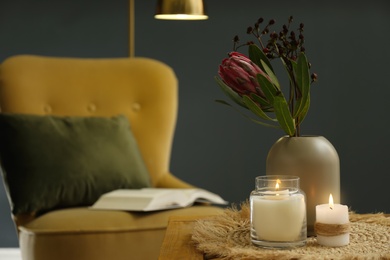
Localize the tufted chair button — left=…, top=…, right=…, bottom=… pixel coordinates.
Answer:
left=87, top=103, right=96, bottom=113
left=132, top=102, right=141, bottom=112
left=43, top=104, right=52, bottom=113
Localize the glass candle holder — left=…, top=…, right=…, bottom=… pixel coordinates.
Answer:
left=250, top=175, right=307, bottom=249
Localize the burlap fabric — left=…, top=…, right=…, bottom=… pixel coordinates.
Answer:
left=192, top=203, right=390, bottom=260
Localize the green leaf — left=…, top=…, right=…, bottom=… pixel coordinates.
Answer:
left=249, top=93, right=271, bottom=108
left=282, top=58, right=297, bottom=86
left=256, top=74, right=278, bottom=103
left=293, top=53, right=311, bottom=118
left=295, top=53, right=310, bottom=92
left=291, top=60, right=298, bottom=75
left=215, top=99, right=233, bottom=106
left=214, top=76, right=246, bottom=108
left=215, top=99, right=280, bottom=128
left=260, top=60, right=281, bottom=89
left=256, top=73, right=295, bottom=136
left=242, top=95, right=275, bottom=121
left=273, top=95, right=296, bottom=136
left=248, top=44, right=274, bottom=72
left=295, top=95, right=310, bottom=126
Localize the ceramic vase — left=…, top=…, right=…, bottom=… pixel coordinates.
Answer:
left=266, top=136, right=340, bottom=236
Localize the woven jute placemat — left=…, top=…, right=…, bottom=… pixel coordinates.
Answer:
left=192, top=203, right=390, bottom=260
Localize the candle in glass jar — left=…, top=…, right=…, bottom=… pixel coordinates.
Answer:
left=252, top=180, right=306, bottom=242
left=315, top=194, right=349, bottom=247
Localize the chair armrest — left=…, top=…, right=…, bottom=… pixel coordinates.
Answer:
left=13, top=213, right=37, bottom=232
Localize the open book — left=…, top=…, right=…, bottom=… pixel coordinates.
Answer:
left=91, top=188, right=228, bottom=212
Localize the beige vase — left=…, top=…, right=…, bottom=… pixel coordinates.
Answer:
left=266, top=136, right=340, bottom=236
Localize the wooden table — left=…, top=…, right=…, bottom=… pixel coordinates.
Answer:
left=158, top=215, right=210, bottom=260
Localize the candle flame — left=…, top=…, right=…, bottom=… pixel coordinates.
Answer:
left=275, top=179, right=281, bottom=190
left=329, top=194, right=334, bottom=210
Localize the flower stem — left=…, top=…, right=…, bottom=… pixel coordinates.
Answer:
left=295, top=123, right=300, bottom=137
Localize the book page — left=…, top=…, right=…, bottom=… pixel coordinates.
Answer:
left=91, top=188, right=227, bottom=212
left=142, top=188, right=228, bottom=206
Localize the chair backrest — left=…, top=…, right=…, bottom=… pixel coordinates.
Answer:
left=0, top=55, right=178, bottom=188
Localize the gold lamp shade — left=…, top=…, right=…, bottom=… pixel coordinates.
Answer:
left=155, top=0, right=208, bottom=20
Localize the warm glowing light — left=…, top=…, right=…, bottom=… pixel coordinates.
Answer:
left=329, top=194, right=334, bottom=210
left=154, top=14, right=208, bottom=20
left=275, top=179, right=281, bottom=190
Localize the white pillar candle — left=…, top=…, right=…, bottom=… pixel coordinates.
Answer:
left=252, top=192, right=306, bottom=241
left=315, top=194, right=349, bottom=247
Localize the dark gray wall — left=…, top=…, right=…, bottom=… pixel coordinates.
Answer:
left=1, top=0, right=389, bottom=247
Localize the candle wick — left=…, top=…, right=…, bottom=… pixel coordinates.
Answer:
left=330, top=206, right=333, bottom=210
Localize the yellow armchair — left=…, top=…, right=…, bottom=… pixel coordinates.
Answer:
left=0, top=55, right=223, bottom=260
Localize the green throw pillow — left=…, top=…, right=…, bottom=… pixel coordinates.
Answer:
left=0, top=113, right=151, bottom=215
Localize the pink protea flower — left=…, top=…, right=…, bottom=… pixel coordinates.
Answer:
left=218, top=52, right=267, bottom=98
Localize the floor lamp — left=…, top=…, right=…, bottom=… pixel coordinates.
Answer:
left=129, top=0, right=208, bottom=57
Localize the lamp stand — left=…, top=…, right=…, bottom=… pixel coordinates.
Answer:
left=129, top=0, right=135, bottom=57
